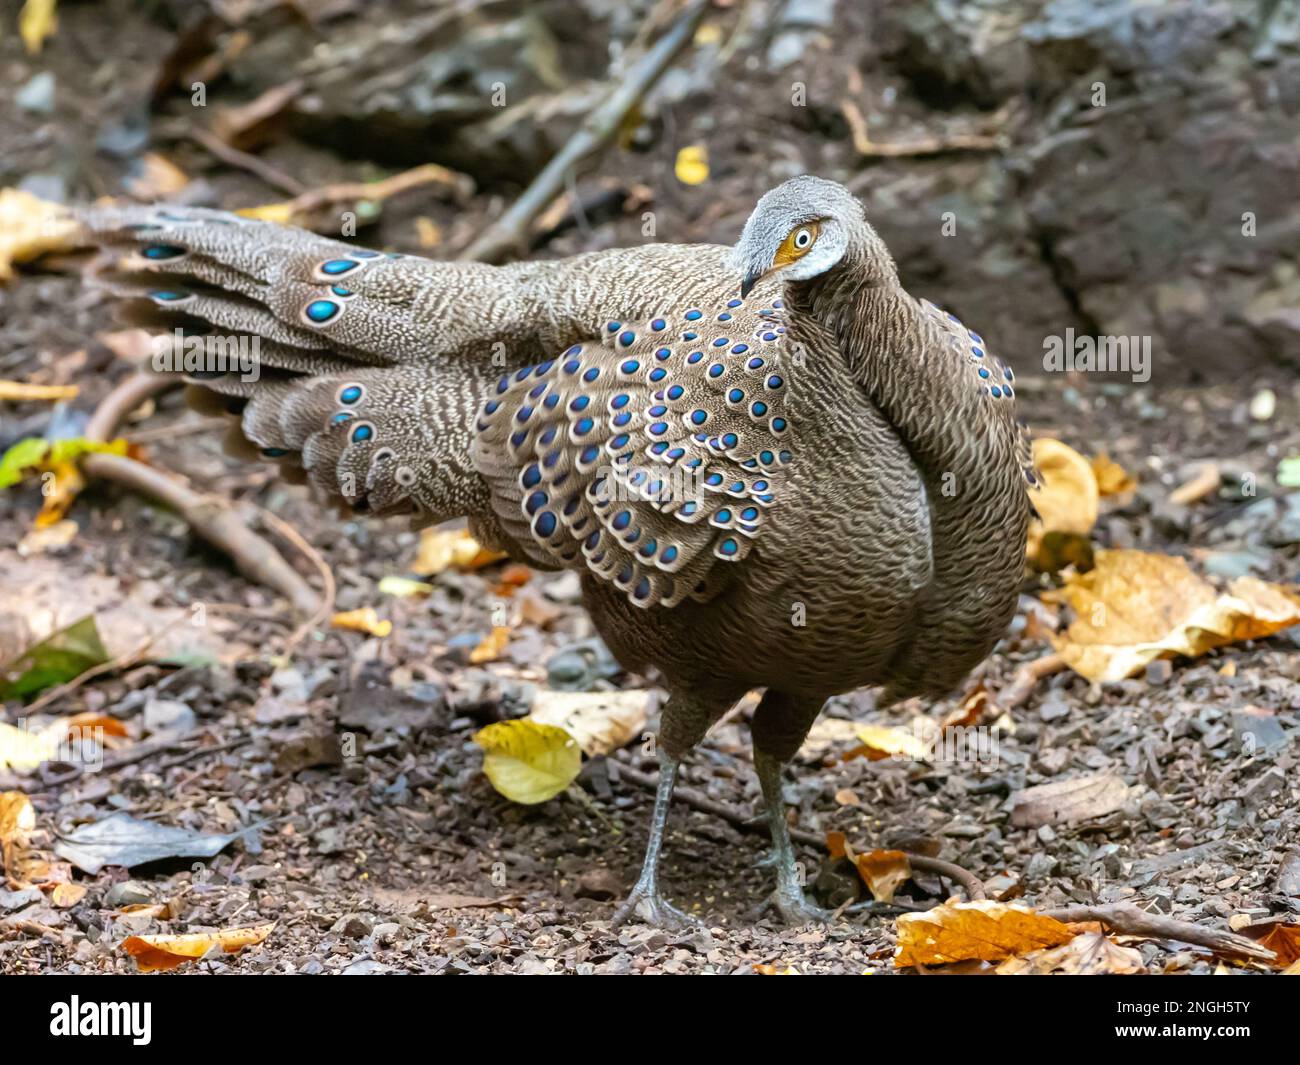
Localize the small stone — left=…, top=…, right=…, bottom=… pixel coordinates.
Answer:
left=104, top=880, right=154, bottom=908
left=143, top=698, right=196, bottom=736
left=333, top=914, right=373, bottom=940
left=1249, top=388, right=1276, bottom=421
left=1145, top=660, right=1173, bottom=686
left=16, top=71, right=55, bottom=114
left=371, top=922, right=400, bottom=942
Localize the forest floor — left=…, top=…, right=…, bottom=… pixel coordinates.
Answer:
left=2, top=2, right=1299, bottom=976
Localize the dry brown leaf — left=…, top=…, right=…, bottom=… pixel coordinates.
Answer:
left=997, top=931, right=1144, bottom=974
left=1010, top=773, right=1131, bottom=828
left=469, top=625, right=511, bottom=664
left=854, top=849, right=911, bottom=904
left=753, top=964, right=800, bottom=975
left=1091, top=453, right=1137, bottom=498
left=122, top=922, right=275, bottom=972
left=834, top=788, right=861, bottom=806
left=413, top=527, right=506, bottom=576
left=895, top=899, right=1074, bottom=967
left=0, top=791, right=36, bottom=882
left=330, top=608, right=392, bottom=638
left=527, top=689, right=649, bottom=757
left=826, top=831, right=848, bottom=860
left=1027, top=439, right=1099, bottom=567
left=0, top=188, right=80, bottom=282
left=1054, top=549, right=1300, bottom=682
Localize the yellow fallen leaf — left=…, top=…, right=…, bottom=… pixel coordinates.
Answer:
left=997, top=931, right=1144, bottom=975
left=0, top=381, right=78, bottom=402
left=377, top=575, right=434, bottom=598
left=469, top=625, right=511, bottom=664
left=0, top=790, right=37, bottom=878
left=1090, top=453, right=1136, bottom=498
left=235, top=202, right=296, bottom=225
left=1054, top=549, right=1300, bottom=682
left=0, top=713, right=128, bottom=772
left=675, top=145, right=710, bottom=186
left=849, top=723, right=929, bottom=762
left=330, top=608, right=392, bottom=638
left=19, top=0, right=58, bottom=54
left=35, top=459, right=84, bottom=526
left=122, top=922, right=276, bottom=972
left=413, top=526, right=506, bottom=575
left=0, top=188, right=80, bottom=282
left=528, top=689, right=650, bottom=757
left=854, top=849, right=911, bottom=904
left=18, top=518, right=77, bottom=556
left=474, top=719, right=580, bottom=804
left=895, top=899, right=1074, bottom=967
left=51, top=882, right=87, bottom=908
left=1027, top=439, right=1098, bottom=567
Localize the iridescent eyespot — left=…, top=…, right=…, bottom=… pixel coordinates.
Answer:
left=304, top=299, right=341, bottom=324
left=350, top=422, right=374, bottom=443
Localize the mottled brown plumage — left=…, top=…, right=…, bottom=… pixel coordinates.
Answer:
left=75, top=176, right=1031, bottom=925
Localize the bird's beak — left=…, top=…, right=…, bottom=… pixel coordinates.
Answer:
left=739, top=269, right=763, bottom=299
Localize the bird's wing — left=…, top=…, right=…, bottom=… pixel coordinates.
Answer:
left=473, top=298, right=795, bottom=609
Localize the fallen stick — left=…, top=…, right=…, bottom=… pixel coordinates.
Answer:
left=83, top=373, right=322, bottom=617
left=459, top=0, right=711, bottom=263
left=1042, top=902, right=1277, bottom=963
left=997, top=652, right=1066, bottom=709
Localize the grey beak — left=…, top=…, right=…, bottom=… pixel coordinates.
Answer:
left=739, top=270, right=761, bottom=299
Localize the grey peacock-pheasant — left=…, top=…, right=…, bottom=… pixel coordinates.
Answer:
left=76, top=176, right=1033, bottom=926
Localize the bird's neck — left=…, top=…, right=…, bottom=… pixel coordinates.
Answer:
left=785, top=261, right=988, bottom=480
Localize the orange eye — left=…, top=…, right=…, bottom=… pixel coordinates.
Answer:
left=773, top=222, right=820, bottom=267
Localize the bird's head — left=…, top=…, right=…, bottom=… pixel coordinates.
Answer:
left=730, top=175, right=870, bottom=299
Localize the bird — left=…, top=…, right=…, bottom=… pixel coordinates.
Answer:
left=75, top=175, right=1033, bottom=927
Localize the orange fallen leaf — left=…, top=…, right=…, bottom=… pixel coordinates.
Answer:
left=469, top=625, right=511, bottom=664
left=1240, top=922, right=1300, bottom=970
left=0, top=791, right=36, bottom=883
left=122, top=922, right=276, bottom=972
left=895, top=899, right=1074, bottom=967
left=330, top=608, right=392, bottom=638
left=1053, top=549, right=1300, bottom=682
left=826, top=831, right=848, bottom=860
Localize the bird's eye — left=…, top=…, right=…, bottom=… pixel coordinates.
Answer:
left=793, top=227, right=813, bottom=249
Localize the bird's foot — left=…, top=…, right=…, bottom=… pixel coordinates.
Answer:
left=610, top=881, right=701, bottom=930
left=763, top=887, right=835, bottom=926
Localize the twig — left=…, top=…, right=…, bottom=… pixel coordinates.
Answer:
left=614, top=759, right=988, bottom=901
left=997, top=652, right=1066, bottom=709
left=83, top=373, right=321, bottom=616
left=1042, top=902, right=1277, bottom=963
left=187, top=127, right=306, bottom=198
left=257, top=507, right=336, bottom=656
left=459, top=0, right=711, bottom=263
left=270, top=163, right=473, bottom=221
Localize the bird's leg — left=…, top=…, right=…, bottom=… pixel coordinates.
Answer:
left=752, top=691, right=833, bottom=925
left=610, top=754, right=699, bottom=930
